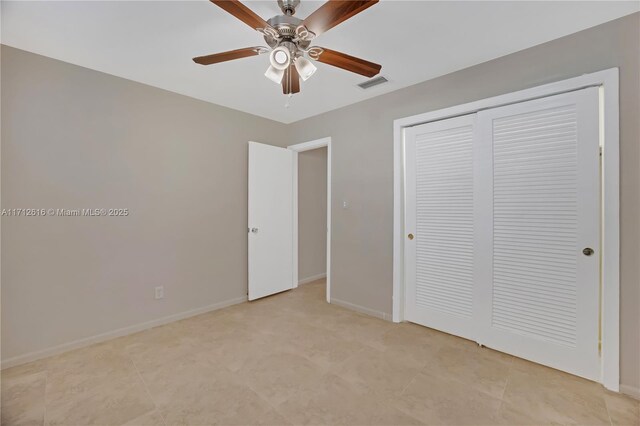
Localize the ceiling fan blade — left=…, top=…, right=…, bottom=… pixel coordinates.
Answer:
left=193, top=47, right=266, bottom=65
left=314, top=48, right=381, bottom=77
left=283, top=65, right=300, bottom=95
left=210, top=0, right=273, bottom=32
left=302, top=0, right=378, bottom=37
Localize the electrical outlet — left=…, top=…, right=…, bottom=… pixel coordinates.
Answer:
left=155, top=286, right=164, bottom=300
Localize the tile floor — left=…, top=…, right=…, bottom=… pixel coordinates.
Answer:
left=2, top=279, right=638, bottom=425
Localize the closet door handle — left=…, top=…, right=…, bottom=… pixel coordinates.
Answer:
left=582, top=247, right=594, bottom=256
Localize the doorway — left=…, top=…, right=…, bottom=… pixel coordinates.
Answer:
left=289, top=138, right=332, bottom=303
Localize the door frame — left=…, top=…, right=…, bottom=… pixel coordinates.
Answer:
left=288, top=137, right=332, bottom=303
left=392, top=68, right=620, bottom=391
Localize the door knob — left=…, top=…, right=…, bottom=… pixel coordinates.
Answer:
left=408, top=233, right=414, bottom=240
left=583, top=247, right=594, bottom=256
left=251, top=228, right=259, bottom=233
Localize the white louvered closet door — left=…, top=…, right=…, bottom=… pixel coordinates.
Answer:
left=404, top=114, right=477, bottom=340
left=475, top=88, right=600, bottom=380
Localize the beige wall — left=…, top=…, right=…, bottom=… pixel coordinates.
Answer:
left=298, top=147, right=327, bottom=282
left=0, top=45, right=288, bottom=362
left=285, top=13, right=640, bottom=391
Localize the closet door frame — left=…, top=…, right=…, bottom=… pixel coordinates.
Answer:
left=393, top=68, right=619, bottom=391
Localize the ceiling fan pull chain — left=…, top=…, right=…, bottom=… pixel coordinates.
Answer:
left=285, top=93, right=294, bottom=109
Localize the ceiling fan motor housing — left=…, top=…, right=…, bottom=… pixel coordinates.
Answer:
left=264, top=15, right=311, bottom=50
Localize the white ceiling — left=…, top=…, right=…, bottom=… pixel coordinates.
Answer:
left=2, top=1, right=638, bottom=123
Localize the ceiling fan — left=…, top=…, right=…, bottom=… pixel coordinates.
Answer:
left=193, top=0, right=382, bottom=95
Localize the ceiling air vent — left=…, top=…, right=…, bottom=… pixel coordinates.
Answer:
left=357, top=76, right=388, bottom=89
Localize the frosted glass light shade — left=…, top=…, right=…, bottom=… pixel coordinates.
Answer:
left=269, top=47, right=291, bottom=71
left=264, top=65, right=285, bottom=84
left=294, top=56, right=317, bottom=81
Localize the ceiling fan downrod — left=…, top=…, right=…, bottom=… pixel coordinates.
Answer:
left=278, top=0, right=300, bottom=16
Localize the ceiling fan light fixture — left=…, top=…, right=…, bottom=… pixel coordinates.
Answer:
left=196, top=0, right=383, bottom=96
left=264, top=65, right=285, bottom=84
left=294, top=56, right=317, bottom=81
left=269, top=46, right=291, bottom=70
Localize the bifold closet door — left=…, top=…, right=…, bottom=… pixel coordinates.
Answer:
left=404, top=114, right=477, bottom=340
left=475, top=88, right=601, bottom=380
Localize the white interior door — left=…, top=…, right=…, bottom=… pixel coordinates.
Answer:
left=248, top=141, right=294, bottom=301
left=475, top=88, right=600, bottom=380
left=404, top=114, right=478, bottom=340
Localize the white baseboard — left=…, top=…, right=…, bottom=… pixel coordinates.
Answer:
left=331, top=298, right=392, bottom=321
left=620, top=384, right=640, bottom=400
left=1, top=295, right=247, bottom=370
left=298, top=273, right=326, bottom=285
